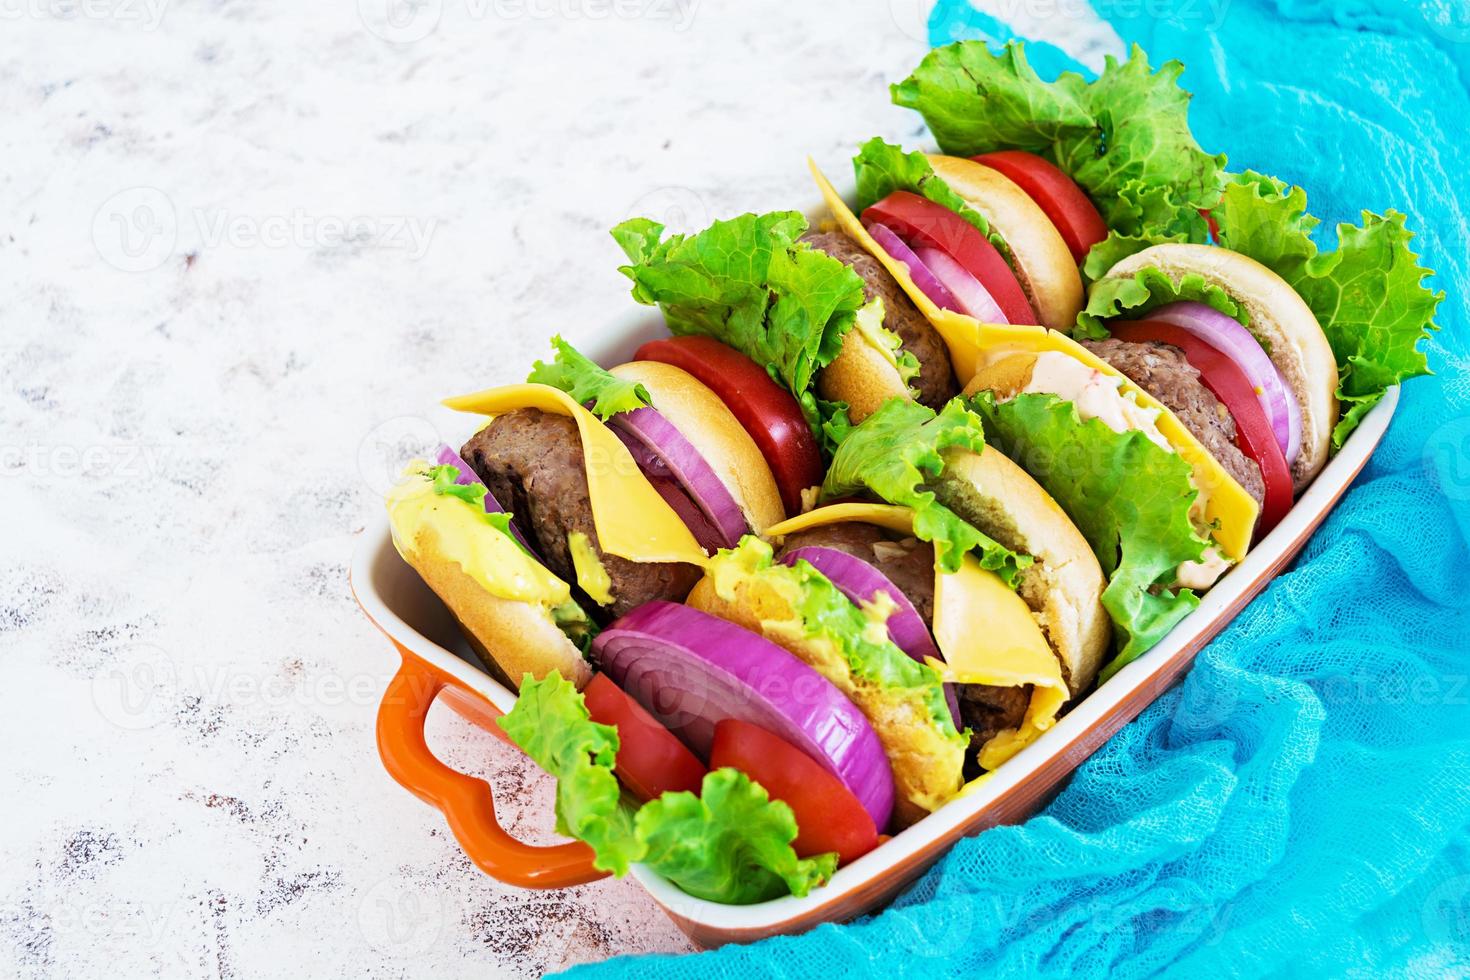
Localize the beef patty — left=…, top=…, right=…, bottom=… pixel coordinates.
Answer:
left=460, top=408, right=702, bottom=619
left=801, top=230, right=957, bottom=409
left=1081, top=338, right=1266, bottom=505
left=776, top=523, right=1030, bottom=759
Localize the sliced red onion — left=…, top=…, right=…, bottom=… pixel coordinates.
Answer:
left=608, top=406, right=747, bottom=551
left=865, top=221, right=959, bottom=312
left=780, top=545, right=961, bottom=729
left=1145, top=301, right=1302, bottom=463
left=434, top=444, right=537, bottom=555
left=914, top=246, right=1008, bottom=324
left=594, top=601, right=895, bottom=829
left=781, top=547, right=938, bottom=661
left=613, top=431, right=727, bottom=553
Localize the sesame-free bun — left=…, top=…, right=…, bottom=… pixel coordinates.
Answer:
left=611, top=360, right=786, bottom=531
left=933, top=445, right=1111, bottom=694
left=1101, top=243, right=1340, bottom=487
left=927, top=154, right=1084, bottom=332
left=816, top=333, right=911, bottom=423
left=394, top=516, right=593, bottom=691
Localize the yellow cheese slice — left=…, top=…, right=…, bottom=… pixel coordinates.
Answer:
left=933, top=552, right=1068, bottom=770
left=386, top=465, right=572, bottom=606
left=442, top=383, right=708, bottom=566
left=765, top=502, right=1066, bottom=769
left=765, top=502, right=918, bottom=539
left=807, top=160, right=1258, bottom=561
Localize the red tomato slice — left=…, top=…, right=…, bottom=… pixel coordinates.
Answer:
left=708, top=718, right=879, bottom=865
left=861, top=191, right=1037, bottom=326
left=971, top=150, right=1108, bottom=265
left=583, top=673, right=706, bottom=801
left=1109, top=320, right=1293, bottom=536
left=634, top=335, right=822, bottom=514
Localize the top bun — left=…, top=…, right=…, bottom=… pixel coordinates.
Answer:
left=927, top=154, right=1084, bottom=332
left=932, top=445, right=1111, bottom=693
left=1102, top=243, right=1339, bottom=488
left=611, top=360, right=787, bottom=532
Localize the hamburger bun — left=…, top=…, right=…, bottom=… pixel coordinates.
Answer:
left=394, top=512, right=593, bottom=691
left=931, top=445, right=1111, bottom=693
left=927, top=154, right=1084, bottom=332
left=1101, top=243, right=1340, bottom=487
left=610, top=360, right=786, bottom=531
left=816, top=329, right=912, bottom=423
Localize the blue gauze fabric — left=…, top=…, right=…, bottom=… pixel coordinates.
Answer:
left=565, top=1, right=1470, bottom=975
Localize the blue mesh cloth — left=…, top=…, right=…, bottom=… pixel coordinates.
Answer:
left=565, top=2, right=1470, bottom=975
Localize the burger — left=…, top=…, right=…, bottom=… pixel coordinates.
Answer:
left=683, top=397, right=1110, bottom=826
left=388, top=334, right=807, bottom=690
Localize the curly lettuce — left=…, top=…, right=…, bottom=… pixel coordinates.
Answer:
left=821, top=398, right=1032, bottom=583
left=970, top=391, right=1209, bottom=674
left=851, top=137, right=1012, bottom=262
left=892, top=40, right=1223, bottom=258
left=1213, top=172, right=1439, bottom=445
left=527, top=335, right=651, bottom=419
left=496, top=671, right=641, bottom=875
left=611, top=212, right=866, bottom=455
left=497, top=673, right=836, bottom=903
left=1081, top=171, right=1440, bottom=446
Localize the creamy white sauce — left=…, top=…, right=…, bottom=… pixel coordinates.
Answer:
left=1022, top=352, right=1171, bottom=451
left=1018, top=351, right=1236, bottom=590
left=1175, top=545, right=1232, bottom=591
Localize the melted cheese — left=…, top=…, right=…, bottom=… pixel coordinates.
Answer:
left=766, top=502, right=1066, bottom=769
left=442, top=383, right=708, bottom=566
left=806, top=160, right=1259, bottom=561
left=386, top=467, right=572, bottom=606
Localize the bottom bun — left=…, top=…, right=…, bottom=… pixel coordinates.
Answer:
left=934, top=446, right=1111, bottom=694
left=817, top=329, right=912, bottom=424
left=401, top=524, right=592, bottom=691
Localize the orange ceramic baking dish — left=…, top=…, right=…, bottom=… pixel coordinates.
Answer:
left=350, top=188, right=1400, bottom=950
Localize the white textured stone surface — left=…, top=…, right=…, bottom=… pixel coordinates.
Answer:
left=1, top=2, right=1113, bottom=976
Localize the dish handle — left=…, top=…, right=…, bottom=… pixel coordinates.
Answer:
left=376, top=647, right=607, bottom=888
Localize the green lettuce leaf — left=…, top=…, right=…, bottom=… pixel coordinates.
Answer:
left=496, top=673, right=835, bottom=903
left=891, top=40, right=1224, bottom=247
left=1081, top=171, right=1441, bottom=445
left=1212, top=172, right=1439, bottom=445
left=1077, top=265, right=1246, bottom=339
left=527, top=335, right=651, bottom=419
left=851, top=137, right=1012, bottom=261
left=971, top=391, right=1209, bottom=672
left=707, top=537, right=960, bottom=737
left=611, top=212, right=865, bottom=455
left=636, top=768, right=837, bottom=904
left=821, top=398, right=1033, bottom=582
left=495, top=672, right=641, bottom=876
